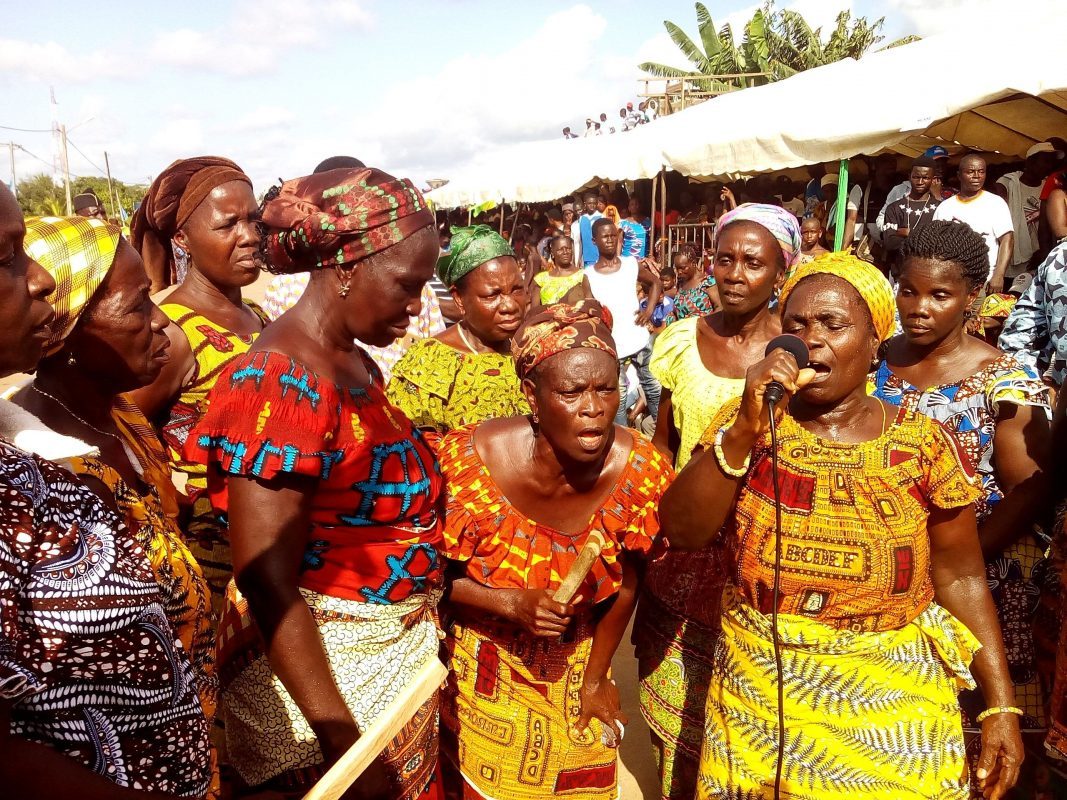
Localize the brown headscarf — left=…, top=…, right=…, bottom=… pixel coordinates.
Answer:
left=512, top=299, right=616, bottom=380
left=260, top=167, right=435, bottom=274
left=130, top=156, right=251, bottom=287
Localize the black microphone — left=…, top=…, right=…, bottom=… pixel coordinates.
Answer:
left=763, top=334, right=809, bottom=406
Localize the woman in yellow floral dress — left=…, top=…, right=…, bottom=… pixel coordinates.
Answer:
left=532, top=235, right=593, bottom=308
left=389, top=225, right=531, bottom=445
left=662, top=254, right=1024, bottom=800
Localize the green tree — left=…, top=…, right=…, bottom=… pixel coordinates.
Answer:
left=16, top=173, right=148, bottom=219
left=15, top=174, right=65, bottom=216
left=639, top=2, right=916, bottom=94
left=71, top=176, right=148, bottom=220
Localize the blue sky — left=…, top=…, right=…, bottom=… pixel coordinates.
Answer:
left=0, top=0, right=995, bottom=192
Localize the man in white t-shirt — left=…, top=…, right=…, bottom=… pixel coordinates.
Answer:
left=995, top=142, right=1063, bottom=277
left=933, top=153, right=1014, bottom=291
left=583, top=218, right=662, bottom=425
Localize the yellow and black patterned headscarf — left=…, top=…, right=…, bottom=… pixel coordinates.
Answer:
left=779, top=252, right=896, bottom=342
left=24, top=216, right=122, bottom=356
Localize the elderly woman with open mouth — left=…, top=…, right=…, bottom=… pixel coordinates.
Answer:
left=436, top=300, right=674, bottom=800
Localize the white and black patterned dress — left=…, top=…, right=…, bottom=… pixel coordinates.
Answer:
left=0, top=438, right=211, bottom=797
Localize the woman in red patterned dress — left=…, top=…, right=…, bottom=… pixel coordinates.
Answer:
left=187, top=167, right=445, bottom=799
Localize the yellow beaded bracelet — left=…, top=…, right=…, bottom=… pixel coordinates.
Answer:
left=975, top=706, right=1023, bottom=724
left=713, top=427, right=751, bottom=478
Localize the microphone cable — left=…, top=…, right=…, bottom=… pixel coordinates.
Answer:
left=767, top=397, right=786, bottom=800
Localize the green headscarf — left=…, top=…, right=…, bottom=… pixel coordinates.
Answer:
left=437, top=225, right=514, bottom=287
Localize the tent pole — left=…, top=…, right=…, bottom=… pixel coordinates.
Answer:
left=833, top=159, right=849, bottom=252
left=500, top=201, right=506, bottom=235
left=659, top=167, right=667, bottom=266
left=467, top=207, right=472, bottom=226
left=650, top=173, right=658, bottom=259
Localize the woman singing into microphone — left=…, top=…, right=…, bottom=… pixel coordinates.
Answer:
left=662, top=253, right=1023, bottom=800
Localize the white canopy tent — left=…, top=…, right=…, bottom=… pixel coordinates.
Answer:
left=428, top=12, right=1067, bottom=209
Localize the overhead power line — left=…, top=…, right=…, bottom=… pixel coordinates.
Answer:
left=13, top=144, right=53, bottom=170
left=0, top=124, right=53, bottom=133
left=66, top=137, right=106, bottom=176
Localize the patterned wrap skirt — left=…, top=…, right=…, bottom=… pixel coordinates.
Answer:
left=697, top=590, right=980, bottom=800
left=217, top=583, right=443, bottom=797
left=633, top=542, right=728, bottom=800
left=442, top=615, right=618, bottom=800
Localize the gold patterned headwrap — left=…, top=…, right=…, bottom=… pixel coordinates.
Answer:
left=24, top=216, right=122, bottom=356
left=512, top=299, right=616, bottom=380
left=778, top=252, right=896, bottom=342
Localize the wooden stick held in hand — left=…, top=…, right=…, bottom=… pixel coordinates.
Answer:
left=552, top=531, right=606, bottom=604
left=302, top=657, right=448, bottom=800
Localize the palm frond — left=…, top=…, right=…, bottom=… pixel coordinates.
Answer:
left=664, top=20, right=712, bottom=72
left=695, top=2, right=722, bottom=58
left=638, top=62, right=698, bottom=79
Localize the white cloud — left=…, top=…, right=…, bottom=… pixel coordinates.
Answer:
left=0, top=39, right=128, bottom=84
left=150, top=117, right=205, bottom=154
left=333, top=4, right=632, bottom=182
left=227, top=106, right=297, bottom=133
left=883, top=0, right=1055, bottom=38
left=150, top=0, right=373, bottom=76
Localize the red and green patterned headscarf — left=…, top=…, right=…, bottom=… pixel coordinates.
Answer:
left=261, top=167, right=435, bottom=273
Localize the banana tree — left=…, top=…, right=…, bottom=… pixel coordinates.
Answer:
left=640, top=2, right=918, bottom=97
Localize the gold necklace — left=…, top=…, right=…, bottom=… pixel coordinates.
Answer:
left=31, top=383, right=122, bottom=443
left=456, top=323, right=482, bottom=356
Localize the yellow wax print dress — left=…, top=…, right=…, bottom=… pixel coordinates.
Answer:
left=387, top=338, right=530, bottom=448
left=438, top=425, right=673, bottom=800
left=158, top=300, right=268, bottom=615
left=633, top=315, right=742, bottom=800
left=695, top=399, right=984, bottom=800
left=534, top=269, right=586, bottom=305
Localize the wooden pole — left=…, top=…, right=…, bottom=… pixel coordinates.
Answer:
left=552, top=532, right=605, bottom=604
left=103, top=151, right=119, bottom=220
left=7, top=142, right=15, bottom=197
left=59, top=124, right=72, bottom=215
left=833, top=158, right=849, bottom=252
left=302, top=658, right=448, bottom=800
left=659, top=168, right=668, bottom=269
left=650, top=173, right=658, bottom=260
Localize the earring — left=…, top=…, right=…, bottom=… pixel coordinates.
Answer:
left=336, top=265, right=353, bottom=299
left=530, top=413, right=540, bottom=436
left=66, top=353, right=77, bottom=367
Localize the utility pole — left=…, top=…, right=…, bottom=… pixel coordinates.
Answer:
left=103, top=151, right=119, bottom=220
left=59, top=124, right=72, bottom=215
left=7, top=142, right=15, bottom=197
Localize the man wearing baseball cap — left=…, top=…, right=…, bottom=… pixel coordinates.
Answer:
left=72, top=191, right=107, bottom=220
left=995, top=141, right=1064, bottom=276
left=877, top=145, right=950, bottom=233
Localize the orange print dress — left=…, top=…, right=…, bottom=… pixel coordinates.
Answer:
left=437, top=424, right=673, bottom=800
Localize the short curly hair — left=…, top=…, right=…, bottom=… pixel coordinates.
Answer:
left=901, top=220, right=989, bottom=290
